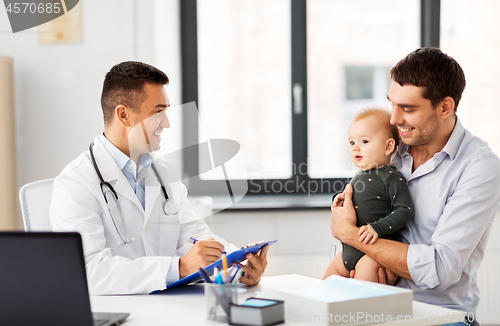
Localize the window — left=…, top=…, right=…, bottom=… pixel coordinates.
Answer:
left=345, top=67, right=376, bottom=101
left=196, top=0, right=292, bottom=181
left=306, top=0, right=419, bottom=178
left=181, top=0, right=429, bottom=198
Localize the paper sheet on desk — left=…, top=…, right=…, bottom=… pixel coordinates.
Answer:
left=296, top=276, right=395, bottom=302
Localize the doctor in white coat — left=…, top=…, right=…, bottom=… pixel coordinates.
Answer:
left=50, top=62, right=269, bottom=295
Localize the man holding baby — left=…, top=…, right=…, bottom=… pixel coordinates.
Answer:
left=330, top=47, right=500, bottom=326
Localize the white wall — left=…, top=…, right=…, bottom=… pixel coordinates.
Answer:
left=0, top=0, right=182, bottom=228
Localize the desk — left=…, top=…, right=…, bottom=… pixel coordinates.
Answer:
left=90, top=275, right=465, bottom=326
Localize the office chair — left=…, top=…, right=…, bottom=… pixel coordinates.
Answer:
left=19, top=179, right=54, bottom=231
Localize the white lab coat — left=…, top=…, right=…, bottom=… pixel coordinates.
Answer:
left=50, top=136, right=238, bottom=295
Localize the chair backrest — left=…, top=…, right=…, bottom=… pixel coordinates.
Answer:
left=19, top=179, right=54, bottom=231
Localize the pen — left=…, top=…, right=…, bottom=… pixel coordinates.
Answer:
left=222, top=252, right=229, bottom=282
left=187, top=237, right=198, bottom=244
left=198, top=268, right=213, bottom=283
left=232, top=268, right=244, bottom=284
left=229, top=264, right=241, bottom=283
left=241, top=240, right=265, bottom=249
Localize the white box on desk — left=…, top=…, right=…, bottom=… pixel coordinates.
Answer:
left=256, top=274, right=413, bottom=326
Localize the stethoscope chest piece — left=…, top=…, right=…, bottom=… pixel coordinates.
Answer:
left=164, top=199, right=178, bottom=215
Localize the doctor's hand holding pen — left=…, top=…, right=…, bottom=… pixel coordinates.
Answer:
left=179, top=237, right=225, bottom=278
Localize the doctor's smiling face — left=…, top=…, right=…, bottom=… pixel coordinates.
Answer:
left=101, top=61, right=170, bottom=162
left=127, top=83, right=171, bottom=159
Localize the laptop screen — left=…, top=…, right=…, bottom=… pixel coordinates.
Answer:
left=0, top=232, right=95, bottom=326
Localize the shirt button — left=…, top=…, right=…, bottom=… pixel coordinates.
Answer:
left=405, top=155, right=410, bottom=159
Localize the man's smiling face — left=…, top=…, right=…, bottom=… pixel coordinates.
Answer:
left=388, top=81, right=440, bottom=148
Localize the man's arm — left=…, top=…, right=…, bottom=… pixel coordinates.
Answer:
left=330, top=184, right=412, bottom=280
left=403, top=157, right=500, bottom=291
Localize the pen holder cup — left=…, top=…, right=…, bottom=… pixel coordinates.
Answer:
left=204, top=282, right=242, bottom=322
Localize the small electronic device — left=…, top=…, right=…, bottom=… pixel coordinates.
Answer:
left=230, top=297, right=285, bottom=326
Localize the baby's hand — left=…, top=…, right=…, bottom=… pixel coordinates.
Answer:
left=332, top=191, right=346, bottom=208
left=358, top=224, right=379, bottom=244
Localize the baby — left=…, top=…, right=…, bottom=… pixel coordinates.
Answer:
left=323, top=108, right=413, bottom=282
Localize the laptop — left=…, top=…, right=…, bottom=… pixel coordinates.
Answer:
left=0, top=232, right=129, bottom=326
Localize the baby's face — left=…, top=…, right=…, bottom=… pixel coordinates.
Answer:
left=347, top=117, right=393, bottom=171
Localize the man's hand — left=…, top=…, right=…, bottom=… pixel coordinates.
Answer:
left=349, top=267, right=399, bottom=285
left=377, top=267, right=399, bottom=285
left=330, top=184, right=357, bottom=242
left=179, top=238, right=224, bottom=278
left=237, top=244, right=269, bottom=286
left=358, top=224, right=379, bottom=244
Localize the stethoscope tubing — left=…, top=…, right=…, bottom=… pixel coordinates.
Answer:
left=89, top=141, right=177, bottom=245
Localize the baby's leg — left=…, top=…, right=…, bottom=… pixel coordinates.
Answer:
left=323, top=252, right=351, bottom=279
left=353, top=255, right=382, bottom=282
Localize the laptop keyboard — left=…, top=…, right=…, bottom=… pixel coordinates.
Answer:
left=94, top=319, right=109, bottom=326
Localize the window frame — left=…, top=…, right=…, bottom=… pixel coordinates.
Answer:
left=180, top=0, right=440, bottom=198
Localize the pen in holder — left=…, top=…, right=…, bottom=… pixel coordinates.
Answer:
left=204, top=282, right=242, bottom=322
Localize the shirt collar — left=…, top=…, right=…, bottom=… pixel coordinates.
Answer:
left=440, top=117, right=465, bottom=161
left=98, top=134, right=153, bottom=179
left=397, top=142, right=409, bottom=157
left=396, top=117, right=465, bottom=161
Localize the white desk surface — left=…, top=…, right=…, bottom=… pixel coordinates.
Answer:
left=90, top=275, right=465, bottom=326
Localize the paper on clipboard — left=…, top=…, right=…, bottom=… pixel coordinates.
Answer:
left=152, top=240, right=276, bottom=293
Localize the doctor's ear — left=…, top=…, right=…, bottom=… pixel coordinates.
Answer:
left=115, top=105, right=132, bottom=127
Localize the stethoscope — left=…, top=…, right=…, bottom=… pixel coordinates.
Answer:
left=89, top=142, right=178, bottom=245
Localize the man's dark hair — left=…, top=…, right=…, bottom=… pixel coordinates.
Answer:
left=390, top=47, right=466, bottom=111
left=101, top=61, right=169, bottom=124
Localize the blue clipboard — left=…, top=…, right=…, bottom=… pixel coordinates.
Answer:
left=152, top=240, right=276, bottom=293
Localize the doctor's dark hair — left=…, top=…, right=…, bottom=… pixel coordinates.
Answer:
left=101, top=61, right=169, bottom=125
left=390, top=47, right=466, bottom=112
